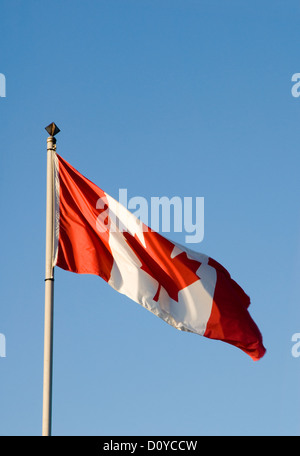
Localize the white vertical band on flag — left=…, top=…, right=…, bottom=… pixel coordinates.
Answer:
left=52, top=152, right=60, bottom=268
left=105, top=193, right=216, bottom=336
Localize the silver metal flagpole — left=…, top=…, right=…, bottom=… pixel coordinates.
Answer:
left=42, top=122, right=60, bottom=436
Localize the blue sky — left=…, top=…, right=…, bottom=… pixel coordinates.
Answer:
left=1, top=0, right=300, bottom=436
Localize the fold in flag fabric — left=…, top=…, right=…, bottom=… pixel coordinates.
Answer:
left=52, top=153, right=266, bottom=361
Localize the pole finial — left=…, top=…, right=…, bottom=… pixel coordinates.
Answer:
left=45, top=122, right=60, bottom=137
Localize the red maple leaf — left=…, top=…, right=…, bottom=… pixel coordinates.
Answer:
left=123, top=229, right=201, bottom=302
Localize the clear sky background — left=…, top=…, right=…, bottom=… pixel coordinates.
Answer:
left=1, top=0, right=300, bottom=436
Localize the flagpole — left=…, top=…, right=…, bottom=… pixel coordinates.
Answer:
left=42, top=123, right=60, bottom=436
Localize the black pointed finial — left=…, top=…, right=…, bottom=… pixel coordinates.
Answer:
left=45, top=122, right=60, bottom=137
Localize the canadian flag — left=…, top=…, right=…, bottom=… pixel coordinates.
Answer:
left=53, top=153, right=266, bottom=361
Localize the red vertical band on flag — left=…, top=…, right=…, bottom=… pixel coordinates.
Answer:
left=204, top=258, right=265, bottom=360
left=56, top=154, right=113, bottom=282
